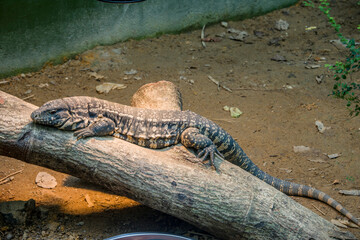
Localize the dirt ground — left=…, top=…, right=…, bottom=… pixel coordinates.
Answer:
left=1, top=1, right=360, bottom=239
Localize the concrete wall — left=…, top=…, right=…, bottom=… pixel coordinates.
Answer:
left=0, top=0, right=298, bottom=77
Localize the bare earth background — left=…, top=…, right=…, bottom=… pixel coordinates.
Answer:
left=1, top=1, right=360, bottom=239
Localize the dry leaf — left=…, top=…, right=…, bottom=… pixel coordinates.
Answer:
left=96, top=82, right=126, bottom=94
left=88, top=72, right=105, bottom=80
left=332, top=179, right=340, bottom=185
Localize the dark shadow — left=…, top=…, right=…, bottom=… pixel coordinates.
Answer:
left=62, top=175, right=115, bottom=194
left=0, top=200, right=214, bottom=240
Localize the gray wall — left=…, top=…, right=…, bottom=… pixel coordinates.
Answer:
left=0, top=0, right=298, bottom=77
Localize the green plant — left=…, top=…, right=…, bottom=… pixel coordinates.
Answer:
left=346, top=176, right=354, bottom=182
left=304, top=0, right=360, bottom=116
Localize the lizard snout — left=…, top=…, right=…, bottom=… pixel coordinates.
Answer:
left=30, top=110, right=40, bottom=121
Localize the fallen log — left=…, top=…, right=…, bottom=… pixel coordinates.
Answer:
left=0, top=90, right=355, bottom=240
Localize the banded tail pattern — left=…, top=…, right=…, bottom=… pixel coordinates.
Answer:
left=197, top=116, right=360, bottom=226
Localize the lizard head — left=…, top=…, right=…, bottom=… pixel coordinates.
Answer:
left=31, top=99, right=71, bottom=128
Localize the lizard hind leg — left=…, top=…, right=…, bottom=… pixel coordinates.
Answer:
left=74, top=118, right=116, bottom=139
left=180, top=127, right=223, bottom=169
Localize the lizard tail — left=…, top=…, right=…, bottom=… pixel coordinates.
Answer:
left=202, top=118, right=359, bottom=226
left=254, top=168, right=360, bottom=226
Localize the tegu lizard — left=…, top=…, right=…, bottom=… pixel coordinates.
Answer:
left=31, top=96, right=360, bottom=226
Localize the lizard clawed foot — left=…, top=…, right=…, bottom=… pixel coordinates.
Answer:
left=197, top=145, right=224, bottom=169
left=74, top=128, right=94, bottom=139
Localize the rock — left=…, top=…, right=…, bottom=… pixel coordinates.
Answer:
left=0, top=199, right=36, bottom=225
left=76, top=221, right=84, bottom=226
left=35, top=172, right=57, bottom=189
left=268, top=37, right=283, bottom=46
left=315, top=120, right=330, bottom=133
left=216, top=32, right=226, bottom=38
left=22, top=231, right=28, bottom=240
left=293, top=146, right=311, bottom=153
left=131, top=81, right=182, bottom=111
left=47, top=221, right=60, bottom=231
left=6, top=233, right=13, bottom=240
left=275, top=19, right=289, bottom=31
left=124, top=69, right=138, bottom=75
left=287, top=73, right=296, bottom=78
left=38, top=83, right=49, bottom=88
left=227, top=28, right=243, bottom=35
left=253, top=30, right=266, bottom=38
left=282, top=10, right=290, bottom=16
left=227, top=29, right=249, bottom=41
left=37, top=206, right=49, bottom=219
left=220, top=21, right=228, bottom=28
left=327, top=153, right=341, bottom=159
left=271, top=54, right=287, bottom=62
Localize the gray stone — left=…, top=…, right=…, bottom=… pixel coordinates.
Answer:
left=0, top=199, right=35, bottom=225
left=275, top=19, right=289, bottom=31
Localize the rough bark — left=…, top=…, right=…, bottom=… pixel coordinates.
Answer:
left=0, top=90, right=355, bottom=240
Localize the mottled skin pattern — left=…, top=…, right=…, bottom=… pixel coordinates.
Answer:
left=31, top=96, right=359, bottom=226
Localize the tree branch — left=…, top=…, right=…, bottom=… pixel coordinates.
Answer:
left=0, top=90, right=355, bottom=240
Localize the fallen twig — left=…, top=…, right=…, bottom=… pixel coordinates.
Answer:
left=0, top=169, right=23, bottom=184
left=22, top=94, right=35, bottom=100
left=232, top=87, right=284, bottom=91
left=339, top=189, right=360, bottom=196
left=208, top=75, right=232, bottom=92
left=311, top=203, right=326, bottom=216
left=0, top=176, right=14, bottom=185
left=0, top=80, right=9, bottom=85
left=212, top=118, right=238, bottom=123
left=305, top=51, right=313, bottom=62
left=201, top=24, right=206, bottom=48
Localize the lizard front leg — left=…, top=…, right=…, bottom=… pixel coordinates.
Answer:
left=180, top=127, right=223, bottom=168
left=74, top=118, right=116, bottom=139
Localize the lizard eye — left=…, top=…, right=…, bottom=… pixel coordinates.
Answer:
left=49, top=110, right=57, bottom=114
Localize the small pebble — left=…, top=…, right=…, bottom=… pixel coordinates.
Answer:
left=6, top=233, right=13, bottom=240
left=271, top=54, right=287, bottom=62
left=275, top=19, right=289, bottom=31
left=293, top=145, right=311, bottom=153
left=327, top=153, right=341, bottom=159
left=124, top=69, right=137, bottom=75
left=221, top=21, right=228, bottom=28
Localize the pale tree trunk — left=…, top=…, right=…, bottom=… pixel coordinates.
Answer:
left=0, top=90, right=355, bottom=240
